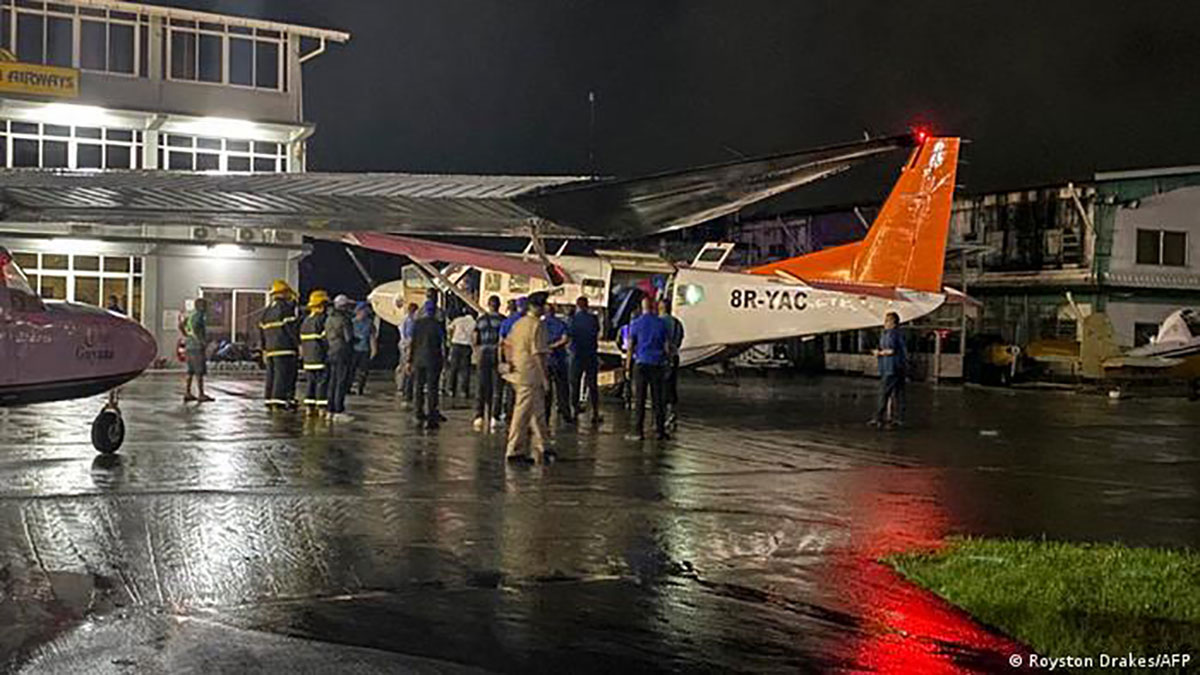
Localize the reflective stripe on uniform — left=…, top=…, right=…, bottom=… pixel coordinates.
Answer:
left=259, top=316, right=298, bottom=330
left=303, top=363, right=326, bottom=370
left=264, top=350, right=297, bottom=358
left=303, top=399, right=329, bottom=405
left=300, top=332, right=326, bottom=341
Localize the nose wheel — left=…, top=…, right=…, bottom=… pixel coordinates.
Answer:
left=91, top=389, right=125, bottom=454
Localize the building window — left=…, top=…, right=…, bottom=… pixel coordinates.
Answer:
left=1136, top=229, right=1187, bottom=267
left=14, top=251, right=145, bottom=321
left=0, top=120, right=142, bottom=169
left=157, top=134, right=287, bottom=173
left=1, top=1, right=147, bottom=76
left=1133, top=322, right=1160, bottom=347
left=167, top=20, right=285, bottom=91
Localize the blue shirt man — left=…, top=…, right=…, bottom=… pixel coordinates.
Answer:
left=629, top=311, right=669, bottom=366
left=500, top=298, right=526, bottom=339
left=353, top=304, right=374, bottom=353
left=568, top=305, right=600, bottom=360
left=877, top=325, right=907, bottom=376
left=543, top=309, right=569, bottom=369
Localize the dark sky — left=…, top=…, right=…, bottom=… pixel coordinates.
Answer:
left=155, top=1, right=1200, bottom=208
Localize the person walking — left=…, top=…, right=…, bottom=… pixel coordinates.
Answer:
left=625, top=297, right=669, bottom=441
left=473, top=295, right=505, bottom=431
left=870, top=311, right=908, bottom=428
left=505, top=292, right=552, bottom=465
left=351, top=301, right=376, bottom=395
left=260, top=280, right=300, bottom=410
left=409, top=300, right=446, bottom=429
left=300, top=290, right=331, bottom=415
left=325, top=294, right=355, bottom=419
left=660, top=299, right=685, bottom=430
left=447, top=308, right=476, bottom=399
left=568, top=295, right=603, bottom=425
left=180, top=297, right=213, bottom=403
left=542, top=303, right=574, bottom=425
left=396, top=301, right=418, bottom=403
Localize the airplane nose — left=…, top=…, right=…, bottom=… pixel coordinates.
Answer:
left=112, top=315, right=158, bottom=372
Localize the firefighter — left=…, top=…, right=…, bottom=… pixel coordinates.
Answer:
left=259, top=279, right=300, bottom=410
left=300, top=289, right=331, bottom=415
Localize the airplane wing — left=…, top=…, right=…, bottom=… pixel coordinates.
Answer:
left=341, top=231, right=550, bottom=279
left=0, top=134, right=914, bottom=239
left=515, top=134, right=916, bottom=238
left=1103, top=355, right=1186, bottom=369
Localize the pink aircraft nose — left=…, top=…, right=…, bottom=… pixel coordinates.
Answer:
left=109, top=314, right=158, bottom=375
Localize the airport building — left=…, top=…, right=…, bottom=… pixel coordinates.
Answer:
left=0, top=0, right=347, bottom=361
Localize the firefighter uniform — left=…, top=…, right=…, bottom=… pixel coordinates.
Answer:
left=259, top=280, right=300, bottom=408
left=300, top=290, right=331, bottom=411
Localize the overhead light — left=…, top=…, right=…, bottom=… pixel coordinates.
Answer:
left=209, top=244, right=243, bottom=256
left=171, top=116, right=260, bottom=140
left=38, top=103, right=113, bottom=127
left=51, top=238, right=104, bottom=254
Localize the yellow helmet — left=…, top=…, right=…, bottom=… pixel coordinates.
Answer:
left=270, top=279, right=294, bottom=297
left=307, top=289, right=330, bottom=309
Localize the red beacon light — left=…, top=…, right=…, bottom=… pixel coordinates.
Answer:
left=914, top=129, right=929, bottom=144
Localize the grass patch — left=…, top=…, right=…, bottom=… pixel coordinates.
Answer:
left=886, top=538, right=1200, bottom=660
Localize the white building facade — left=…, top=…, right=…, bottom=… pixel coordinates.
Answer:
left=0, top=0, right=347, bottom=361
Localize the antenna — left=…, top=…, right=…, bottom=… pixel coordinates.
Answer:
left=587, top=90, right=596, bottom=177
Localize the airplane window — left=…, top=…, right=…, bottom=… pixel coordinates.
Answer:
left=484, top=272, right=502, bottom=292
left=581, top=278, right=605, bottom=298
left=509, top=275, right=530, bottom=293
left=676, top=283, right=705, bottom=306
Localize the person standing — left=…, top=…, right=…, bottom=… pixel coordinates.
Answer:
left=660, top=299, right=686, bottom=429
left=498, top=297, right=525, bottom=422
left=542, top=303, right=573, bottom=425
left=409, top=300, right=446, bottom=429
left=351, top=301, right=376, bottom=395
left=625, top=297, right=669, bottom=441
left=473, top=295, right=505, bottom=431
left=180, top=297, right=213, bottom=403
left=300, top=290, right=331, bottom=415
left=326, top=294, right=355, bottom=419
left=870, top=311, right=908, bottom=428
left=396, top=301, right=418, bottom=403
left=568, top=295, right=603, bottom=425
left=618, top=305, right=640, bottom=409
left=447, top=308, right=476, bottom=399
left=260, top=280, right=300, bottom=410
left=106, top=294, right=124, bottom=315
left=506, top=292, right=552, bottom=465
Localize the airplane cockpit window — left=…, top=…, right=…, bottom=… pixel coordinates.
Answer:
left=1182, top=309, right=1200, bottom=337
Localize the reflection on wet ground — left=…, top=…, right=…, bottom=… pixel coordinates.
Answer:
left=0, top=373, right=1196, bottom=672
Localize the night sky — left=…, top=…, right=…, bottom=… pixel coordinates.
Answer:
left=153, top=1, right=1200, bottom=209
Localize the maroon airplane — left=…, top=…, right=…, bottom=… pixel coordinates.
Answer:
left=0, top=247, right=156, bottom=453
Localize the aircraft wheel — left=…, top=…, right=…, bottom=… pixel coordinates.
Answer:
left=92, top=409, right=125, bottom=454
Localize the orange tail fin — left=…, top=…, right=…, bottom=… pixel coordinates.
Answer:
left=749, top=137, right=960, bottom=293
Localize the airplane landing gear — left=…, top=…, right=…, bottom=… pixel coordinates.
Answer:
left=92, top=389, right=125, bottom=454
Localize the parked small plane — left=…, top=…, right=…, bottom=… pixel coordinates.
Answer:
left=0, top=132, right=926, bottom=452
left=1012, top=300, right=1200, bottom=396
left=0, top=247, right=157, bottom=452
left=368, top=136, right=962, bottom=369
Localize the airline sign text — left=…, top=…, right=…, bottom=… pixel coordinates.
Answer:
left=729, top=288, right=808, bottom=311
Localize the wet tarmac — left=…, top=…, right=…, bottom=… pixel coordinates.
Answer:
left=0, top=373, right=1197, bottom=673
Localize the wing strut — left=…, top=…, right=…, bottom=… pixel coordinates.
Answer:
left=412, top=259, right=484, bottom=316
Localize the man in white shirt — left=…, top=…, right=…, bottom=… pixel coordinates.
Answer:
left=447, top=309, right=477, bottom=399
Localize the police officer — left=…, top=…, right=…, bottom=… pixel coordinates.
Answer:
left=259, top=279, right=300, bottom=410
left=300, top=290, right=331, bottom=415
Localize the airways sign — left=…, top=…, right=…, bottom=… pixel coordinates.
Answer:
left=0, top=49, right=78, bottom=98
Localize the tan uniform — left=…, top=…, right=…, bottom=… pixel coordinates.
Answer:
left=505, top=314, right=550, bottom=460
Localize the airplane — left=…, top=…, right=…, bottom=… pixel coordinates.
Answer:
left=367, top=135, right=962, bottom=371
left=1009, top=298, right=1200, bottom=397
left=0, top=132, right=920, bottom=453
left=0, top=246, right=157, bottom=452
